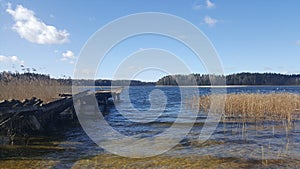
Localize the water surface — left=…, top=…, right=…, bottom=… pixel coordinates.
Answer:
left=1, top=86, right=300, bottom=168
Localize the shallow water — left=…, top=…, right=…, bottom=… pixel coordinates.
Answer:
left=1, top=86, right=300, bottom=168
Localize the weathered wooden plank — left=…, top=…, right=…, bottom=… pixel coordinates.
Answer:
left=22, top=97, right=42, bottom=106
left=0, top=100, right=22, bottom=108
left=28, top=115, right=43, bottom=131
left=59, top=93, right=72, bottom=97
left=0, top=89, right=122, bottom=138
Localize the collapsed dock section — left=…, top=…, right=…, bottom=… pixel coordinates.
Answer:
left=0, top=88, right=123, bottom=144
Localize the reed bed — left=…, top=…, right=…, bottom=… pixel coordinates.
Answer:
left=0, top=84, right=71, bottom=103
left=198, top=93, right=300, bottom=123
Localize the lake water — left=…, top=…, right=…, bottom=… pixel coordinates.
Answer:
left=1, top=86, right=300, bottom=168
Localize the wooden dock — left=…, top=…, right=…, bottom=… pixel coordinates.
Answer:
left=0, top=87, right=123, bottom=144
left=95, top=87, right=123, bottom=104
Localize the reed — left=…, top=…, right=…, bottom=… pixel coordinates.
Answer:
left=0, top=83, right=71, bottom=103
left=198, top=93, right=300, bottom=123
left=0, top=72, right=73, bottom=103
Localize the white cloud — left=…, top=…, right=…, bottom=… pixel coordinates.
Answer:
left=204, top=16, right=218, bottom=26
left=62, top=50, right=75, bottom=59
left=296, top=40, right=300, bottom=46
left=61, top=50, right=76, bottom=64
left=0, top=55, right=24, bottom=65
left=6, top=3, right=69, bottom=44
left=206, top=0, right=215, bottom=9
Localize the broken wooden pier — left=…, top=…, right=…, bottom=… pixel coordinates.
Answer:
left=0, top=87, right=123, bottom=144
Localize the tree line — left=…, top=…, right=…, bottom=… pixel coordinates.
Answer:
left=0, top=71, right=71, bottom=86
left=0, top=71, right=155, bottom=86
left=2, top=71, right=300, bottom=86
left=156, top=73, right=300, bottom=86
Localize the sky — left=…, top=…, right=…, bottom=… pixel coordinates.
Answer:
left=0, top=0, right=300, bottom=81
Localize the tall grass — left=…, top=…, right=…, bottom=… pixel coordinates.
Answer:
left=0, top=84, right=71, bottom=103
left=198, top=93, right=300, bottom=123
left=0, top=72, right=72, bottom=102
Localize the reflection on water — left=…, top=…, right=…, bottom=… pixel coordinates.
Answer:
left=1, top=86, right=300, bottom=168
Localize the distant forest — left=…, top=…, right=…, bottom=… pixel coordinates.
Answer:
left=0, top=71, right=71, bottom=86
left=0, top=71, right=155, bottom=86
left=157, top=73, right=300, bottom=86
left=1, top=71, right=300, bottom=86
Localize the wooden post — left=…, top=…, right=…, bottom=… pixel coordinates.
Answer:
left=112, top=93, right=116, bottom=101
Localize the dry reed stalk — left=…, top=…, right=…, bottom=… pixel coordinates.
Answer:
left=198, top=93, right=300, bottom=123
left=0, top=83, right=71, bottom=103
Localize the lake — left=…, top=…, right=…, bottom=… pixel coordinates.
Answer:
left=1, top=86, right=300, bottom=168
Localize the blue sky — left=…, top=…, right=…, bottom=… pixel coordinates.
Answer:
left=0, top=0, right=300, bottom=81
